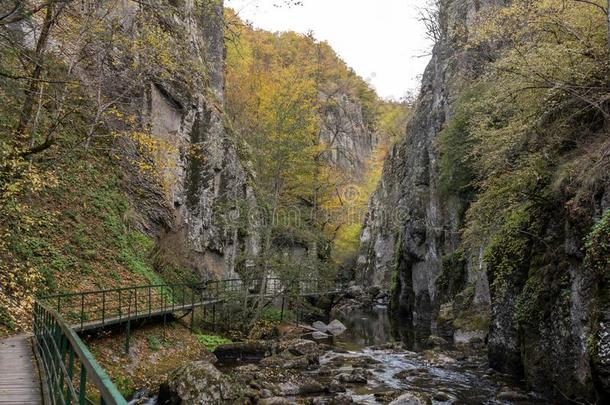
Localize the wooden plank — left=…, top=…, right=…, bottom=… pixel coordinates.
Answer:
left=0, top=335, right=42, bottom=405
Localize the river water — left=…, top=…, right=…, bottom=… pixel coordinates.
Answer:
left=308, top=305, right=544, bottom=404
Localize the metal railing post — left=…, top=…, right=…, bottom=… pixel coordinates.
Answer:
left=148, top=286, right=152, bottom=318
left=80, top=294, right=84, bottom=331
left=101, top=291, right=106, bottom=327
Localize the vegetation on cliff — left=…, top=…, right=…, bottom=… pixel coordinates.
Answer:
left=435, top=0, right=609, bottom=398
left=0, top=2, right=409, bottom=335
left=0, top=0, right=219, bottom=335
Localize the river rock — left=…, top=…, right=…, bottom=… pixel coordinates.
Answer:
left=279, top=379, right=326, bottom=395
left=432, top=391, right=452, bottom=401
left=260, top=351, right=313, bottom=369
left=259, top=397, right=295, bottom=405
left=312, top=395, right=353, bottom=405
left=213, top=341, right=272, bottom=362
left=328, top=380, right=347, bottom=393
left=426, top=335, right=448, bottom=347
left=275, top=338, right=321, bottom=357
left=327, top=319, right=347, bottom=336
left=345, top=285, right=365, bottom=299
left=352, top=355, right=381, bottom=368
left=313, top=321, right=328, bottom=332
left=393, top=368, right=428, bottom=379
left=158, top=361, right=244, bottom=404
left=232, top=364, right=261, bottom=384
left=335, top=369, right=368, bottom=384
left=420, top=350, right=456, bottom=365
left=374, top=391, right=401, bottom=403
left=496, top=387, right=529, bottom=401
left=332, top=394, right=355, bottom=404
left=312, top=331, right=330, bottom=340
left=388, top=392, right=432, bottom=405
left=260, top=389, right=274, bottom=398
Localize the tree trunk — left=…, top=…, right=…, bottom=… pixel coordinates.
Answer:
left=15, top=3, right=58, bottom=141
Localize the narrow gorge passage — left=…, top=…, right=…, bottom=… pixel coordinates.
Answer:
left=1, top=0, right=609, bottom=404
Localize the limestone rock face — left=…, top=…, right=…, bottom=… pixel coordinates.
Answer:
left=319, top=92, right=374, bottom=178
left=116, top=0, right=259, bottom=280
left=356, top=0, right=494, bottom=339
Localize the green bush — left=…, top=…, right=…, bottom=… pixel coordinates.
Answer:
left=147, top=335, right=162, bottom=351
left=584, top=210, right=610, bottom=277
left=196, top=334, right=232, bottom=351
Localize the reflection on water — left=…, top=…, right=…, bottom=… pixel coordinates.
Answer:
left=331, top=306, right=395, bottom=349
left=331, top=305, right=429, bottom=352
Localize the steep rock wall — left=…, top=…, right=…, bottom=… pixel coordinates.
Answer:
left=357, top=0, right=493, bottom=341
left=117, top=0, right=259, bottom=280
left=319, top=92, right=373, bottom=179
left=357, top=0, right=609, bottom=400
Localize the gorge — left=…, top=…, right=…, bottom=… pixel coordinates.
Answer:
left=0, top=0, right=609, bottom=404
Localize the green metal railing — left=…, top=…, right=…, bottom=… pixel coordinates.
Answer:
left=39, top=278, right=336, bottom=332
left=41, top=283, right=205, bottom=332
left=33, top=301, right=127, bottom=405
left=32, top=277, right=336, bottom=405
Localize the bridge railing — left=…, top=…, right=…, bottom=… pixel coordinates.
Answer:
left=39, top=278, right=337, bottom=331
left=33, top=277, right=336, bottom=404
left=33, top=301, right=127, bottom=405
left=40, top=283, right=207, bottom=332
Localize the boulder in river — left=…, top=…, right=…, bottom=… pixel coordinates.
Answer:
left=326, top=319, right=347, bottom=336
left=260, top=351, right=313, bottom=369
left=275, top=338, right=321, bottom=357
left=334, top=369, right=368, bottom=384
left=312, top=331, right=330, bottom=340
left=158, top=361, right=244, bottom=404
left=279, top=379, right=326, bottom=395
left=260, top=339, right=322, bottom=369
left=345, top=285, right=365, bottom=299
left=213, top=341, right=272, bottom=363
left=259, top=397, right=295, bottom=405
left=388, top=392, right=432, bottom=405
left=420, top=350, right=457, bottom=365
left=313, top=321, right=328, bottom=332
left=496, top=387, right=529, bottom=402
left=426, top=335, right=448, bottom=347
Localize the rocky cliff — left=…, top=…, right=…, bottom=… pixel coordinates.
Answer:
left=319, top=92, right=374, bottom=179
left=357, top=0, right=609, bottom=401
left=110, top=0, right=259, bottom=280
left=357, top=0, right=492, bottom=340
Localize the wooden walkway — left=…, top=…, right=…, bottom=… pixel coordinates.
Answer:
left=0, top=335, right=42, bottom=405
left=74, top=299, right=221, bottom=332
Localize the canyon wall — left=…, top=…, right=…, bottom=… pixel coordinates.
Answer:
left=356, top=0, right=609, bottom=401
left=115, top=0, right=259, bottom=280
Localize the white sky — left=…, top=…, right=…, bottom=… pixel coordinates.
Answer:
left=225, top=0, right=433, bottom=100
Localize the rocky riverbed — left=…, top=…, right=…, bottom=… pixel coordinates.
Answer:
left=131, top=306, right=546, bottom=404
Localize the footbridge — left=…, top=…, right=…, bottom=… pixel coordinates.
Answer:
left=3, top=277, right=339, bottom=405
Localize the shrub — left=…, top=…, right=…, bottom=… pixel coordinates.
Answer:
left=196, top=334, right=232, bottom=351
